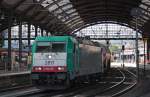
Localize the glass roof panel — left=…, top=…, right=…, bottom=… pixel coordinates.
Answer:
left=58, top=16, right=63, bottom=20
left=66, top=9, right=76, bottom=14
left=140, top=18, right=147, bottom=23
left=140, top=4, right=148, bottom=10
left=36, top=0, right=41, bottom=2
left=69, top=16, right=81, bottom=21
left=55, top=9, right=63, bottom=14
left=69, top=21, right=84, bottom=28
left=69, top=12, right=78, bottom=17
left=41, top=0, right=51, bottom=7
left=66, top=17, right=81, bottom=24
left=58, top=0, right=70, bottom=6
left=61, top=18, right=67, bottom=22
left=139, top=3, right=150, bottom=22
left=45, top=0, right=54, bottom=4
left=75, top=23, right=142, bottom=39
left=62, top=4, right=72, bottom=10
left=40, top=0, right=83, bottom=28
left=142, top=0, right=150, bottom=4
left=48, top=4, right=58, bottom=12
left=142, top=15, right=149, bottom=20
left=72, top=19, right=83, bottom=24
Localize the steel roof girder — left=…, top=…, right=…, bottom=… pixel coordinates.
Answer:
left=13, top=0, right=26, bottom=10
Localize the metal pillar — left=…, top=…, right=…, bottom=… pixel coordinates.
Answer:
left=41, top=28, right=44, bottom=36
left=122, top=45, right=125, bottom=68
left=19, top=18, right=22, bottom=71
left=35, top=25, right=37, bottom=37
left=147, top=39, right=150, bottom=63
left=27, top=23, right=31, bottom=55
left=143, top=39, right=146, bottom=76
left=106, top=23, right=109, bottom=48
left=46, top=31, right=48, bottom=36
left=122, top=51, right=125, bottom=68
left=8, top=11, right=13, bottom=71
left=135, top=17, right=139, bottom=82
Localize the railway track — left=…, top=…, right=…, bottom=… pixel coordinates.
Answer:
left=39, top=68, right=130, bottom=97
left=0, top=86, right=43, bottom=97
left=111, top=69, right=137, bottom=97
left=48, top=68, right=125, bottom=97
left=0, top=68, right=137, bottom=97
left=87, top=68, right=137, bottom=97
left=48, top=68, right=136, bottom=97
left=0, top=85, right=33, bottom=92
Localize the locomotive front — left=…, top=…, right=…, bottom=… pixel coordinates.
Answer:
left=31, top=37, right=69, bottom=88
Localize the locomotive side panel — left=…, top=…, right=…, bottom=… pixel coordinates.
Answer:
left=78, top=44, right=103, bottom=76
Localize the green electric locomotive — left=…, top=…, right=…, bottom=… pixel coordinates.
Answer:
left=31, top=36, right=110, bottom=89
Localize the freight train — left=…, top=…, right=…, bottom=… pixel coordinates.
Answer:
left=31, top=36, right=111, bottom=89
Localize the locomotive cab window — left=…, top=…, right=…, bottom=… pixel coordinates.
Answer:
left=51, top=43, right=66, bottom=52
left=36, top=42, right=66, bottom=52
left=36, top=42, right=51, bottom=52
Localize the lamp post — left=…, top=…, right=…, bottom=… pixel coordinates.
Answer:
left=131, top=8, right=142, bottom=82
left=135, top=16, right=139, bottom=82
left=122, top=45, right=125, bottom=68
left=143, top=38, right=147, bottom=77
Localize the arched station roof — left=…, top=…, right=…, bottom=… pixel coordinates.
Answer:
left=0, top=0, right=150, bottom=37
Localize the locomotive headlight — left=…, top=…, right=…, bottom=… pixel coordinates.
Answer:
left=35, top=67, right=42, bottom=70
left=58, top=67, right=64, bottom=71
left=58, top=67, right=61, bottom=70
left=38, top=67, right=42, bottom=70
left=48, top=55, right=52, bottom=59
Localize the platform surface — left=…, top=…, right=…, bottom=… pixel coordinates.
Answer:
left=0, top=71, right=30, bottom=77
left=111, top=62, right=150, bottom=70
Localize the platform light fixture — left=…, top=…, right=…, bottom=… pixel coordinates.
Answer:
left=36, top=0, right=40, bottom=2
left=0, top=9, right=5, bottom=20
left=13, top=18, right=17, bottom=25
left=0, top=13, right=5, bottom=20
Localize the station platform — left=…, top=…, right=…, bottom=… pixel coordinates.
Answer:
left=111, top=62, right=150, bottom=70
left=0, top=71, right=30, bottom=77
left=0, top=70, right=31, bottom=91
